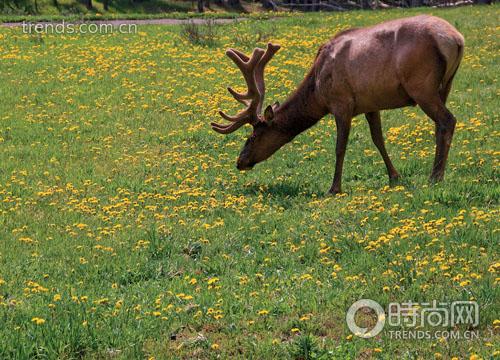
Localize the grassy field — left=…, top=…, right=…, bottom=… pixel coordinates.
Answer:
left=0, top=5, right=499, bottom=359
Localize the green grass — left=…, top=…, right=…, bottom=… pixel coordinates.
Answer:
left=0, top=4, right=498, bottom=359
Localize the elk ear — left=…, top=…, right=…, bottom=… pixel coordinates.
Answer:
left=264, top=104, right=275, bottom=124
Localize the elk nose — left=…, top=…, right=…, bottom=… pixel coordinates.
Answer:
left=236, top=159, right=254, bottom=171
left=236, top=161, right=246, bottom=171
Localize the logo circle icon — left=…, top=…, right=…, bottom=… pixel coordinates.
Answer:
left=346, top=299, right=385, bottom=338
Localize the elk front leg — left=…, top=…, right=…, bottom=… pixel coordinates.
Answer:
left=365, top=111, right=400, bottom=184
left=328, top=115, right=352, bottom=194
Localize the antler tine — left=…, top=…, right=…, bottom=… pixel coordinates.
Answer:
left=218, top=109, right=250, bottom=122
left=230, top=48, right=250, bottom=62
left=227, top=87, right=250, bottom=106
left=254, top=43, right=281, bottom=112
left=210, top=119, right=247, bottom=134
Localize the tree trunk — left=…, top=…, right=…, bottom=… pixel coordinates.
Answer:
left=261, top=0, right=278, bottom=10
left=86, top=0, right=92, bottom=9
left=228, top=0, right=240, bottom=7
left=103, top=0, right=109, bottom=10
left=197, top=0, right=204, bottom=12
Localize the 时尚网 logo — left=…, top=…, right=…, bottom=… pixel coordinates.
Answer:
left=346, top=299, right=479, bottom=339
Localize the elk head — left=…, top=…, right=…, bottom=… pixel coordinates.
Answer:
left=211, top=43, right=290, bottom=171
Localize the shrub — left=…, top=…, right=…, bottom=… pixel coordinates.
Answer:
left=180, top=20, right=219, bottom=47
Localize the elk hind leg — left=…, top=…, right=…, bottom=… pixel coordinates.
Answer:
left=414, top=96, right=456, bottom=182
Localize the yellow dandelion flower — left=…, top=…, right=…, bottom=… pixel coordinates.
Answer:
left=31, top=317, right=45, bottom=325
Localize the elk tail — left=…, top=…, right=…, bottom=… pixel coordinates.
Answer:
left=435, top=32, right=464, bottom=104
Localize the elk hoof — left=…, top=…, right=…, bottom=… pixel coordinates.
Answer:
left=429, top=173, right=444, bottom=183
left=326, top=188, right=342, bottom=196
left=389, top=174, right=401, bottom=186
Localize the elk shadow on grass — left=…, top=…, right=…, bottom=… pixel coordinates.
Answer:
left=241, top=182, right=319, bottom=199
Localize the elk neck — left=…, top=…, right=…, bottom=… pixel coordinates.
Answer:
left=273, top=70, right=328, bottom=138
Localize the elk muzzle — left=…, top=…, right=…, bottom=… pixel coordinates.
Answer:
left=236, top=158, right=256, bottom=171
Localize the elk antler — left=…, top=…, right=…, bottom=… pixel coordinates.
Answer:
left=211, top=43, right=281, bottom=134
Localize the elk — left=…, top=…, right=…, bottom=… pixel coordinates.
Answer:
left=211, top=15, right=464, bottom=194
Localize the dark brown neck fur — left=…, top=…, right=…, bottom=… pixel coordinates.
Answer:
left=274, top=69, right=328, bottom=138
